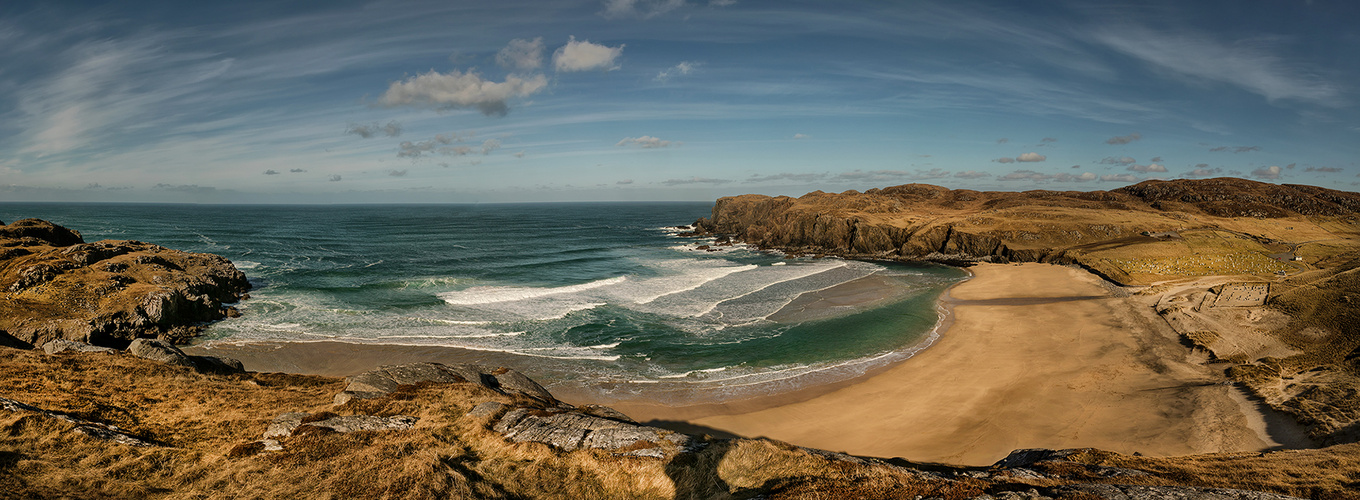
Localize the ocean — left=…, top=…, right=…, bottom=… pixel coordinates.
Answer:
left=1, top=202, right=966, bottom=404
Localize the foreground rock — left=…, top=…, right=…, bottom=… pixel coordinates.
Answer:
left=1, top=396, right=153, bottom=447
left=0, top=218, right=250, bottom=349
left=333, top=362, right=556, bottom=405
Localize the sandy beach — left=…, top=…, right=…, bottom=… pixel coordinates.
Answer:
left=187, top=263, right=1309, bottom=467
left=620, top=263, right=1301, bottom=465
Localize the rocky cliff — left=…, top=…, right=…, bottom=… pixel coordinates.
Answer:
left=0, top=218, right=250, bottom=349
left=693, top=178, right=1360, bottom=285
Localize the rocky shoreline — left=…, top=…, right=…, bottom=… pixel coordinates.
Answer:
left=0, top=218, right=250, bottom=350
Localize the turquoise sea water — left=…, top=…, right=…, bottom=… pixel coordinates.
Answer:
left=1, top=203, right=966, bottom=402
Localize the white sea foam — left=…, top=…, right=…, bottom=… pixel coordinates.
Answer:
left=439, top=276, right=627, bottom=305
left=233, top=261, right=261, bottom=270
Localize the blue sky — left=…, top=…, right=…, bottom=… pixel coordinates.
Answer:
left=1, top=0, right=1358, bottom=203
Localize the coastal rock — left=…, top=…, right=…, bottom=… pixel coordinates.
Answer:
left=493, top=407, right=691, bottom=455
left=1044, top=484, right=1305, bottom=500
left=698, top=179, right=1360, bottom=285
left=42, top=339, right=117, bottom=355
left=128, top=338, right=195, bottom=367
left=334, top=362, right=555, bottom=405
left=0, top=219, right=250, bottom=348
left=263, top=411, right=417, bottom=439
left=0, top=218, right=84, bottom=247
left=1, top=396, right=153, bottom=447
left=0, top=217, right=250, bottom=350
left=188, top=354, right=245, bottom=375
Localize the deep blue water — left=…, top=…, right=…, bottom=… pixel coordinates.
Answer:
left=1, top=203, right=966, bottom=401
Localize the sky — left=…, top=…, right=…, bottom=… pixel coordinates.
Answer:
left=1, top=0, right=1358, bottom=204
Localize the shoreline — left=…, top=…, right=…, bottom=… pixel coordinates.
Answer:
left=185, top=268, right=969, bottom=413
left=624, top=263, right=1305, bottom=465
left=184, top=262, right=1308, bottom=467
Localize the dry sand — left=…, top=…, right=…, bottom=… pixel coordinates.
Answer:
left=623, top=263, right=1290, bottom=466
left=189, top=263, right=1307, bottom=467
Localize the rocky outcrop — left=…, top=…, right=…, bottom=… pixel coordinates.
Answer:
left=42, top=339, right=117, bottom=355
left=1, top=396, right=154, bottom=447
left=333, top=362, right=555, bottom=405
left=0, top=218, right=250, bottom=348
left=493, top=407, right=693, bottom=457
left=127, top=338, right=244, bottom=375
left=692, top=179, right=1360, bottom=284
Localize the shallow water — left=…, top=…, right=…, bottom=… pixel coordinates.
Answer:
left=1, top=202, right=966, bottom=402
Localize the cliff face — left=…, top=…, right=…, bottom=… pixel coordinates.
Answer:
left=0, top=218, right=250, bottom=348
left=696, top=179, right=1360, bottom=284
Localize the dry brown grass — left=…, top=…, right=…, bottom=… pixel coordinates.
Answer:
left=5, top=347, right=1360, bottom=499
left=1064, top=446, right=1360, bottom=500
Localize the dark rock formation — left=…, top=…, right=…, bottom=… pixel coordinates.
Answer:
left=334, top=362, right=555, bottom=405
left=0, top=219, right=250, bottom=348
left=126, top=338, right=244, bottom=374
left=1, top=396, right=153, bottom=447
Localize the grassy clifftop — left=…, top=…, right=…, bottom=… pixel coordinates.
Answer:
left=3, top=347, right=1359, bottom=499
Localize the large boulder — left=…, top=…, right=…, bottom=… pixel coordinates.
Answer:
left=128, top=338, right=195, bottom=367
left=334, top=363, right=554, bottom=405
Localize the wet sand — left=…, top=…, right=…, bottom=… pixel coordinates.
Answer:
left=188, top=263, right=1293, bottom=466
left=620, top=263, right=1283, bottom=466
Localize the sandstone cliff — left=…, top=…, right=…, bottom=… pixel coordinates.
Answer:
left=694, top=178, right=1360, bottom=286
left=0, top=218, right=250, bottom=349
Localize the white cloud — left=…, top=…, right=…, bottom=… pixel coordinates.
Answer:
left=1092, top=27, right=1341, bottom=105
left=662, top=176, right=729, bottom=185
left=1251, top=165, right=1283, bottom=180
left=328, top=174, right=342, bottom=182
left=1100, top=174, right=1139, bottom=182
left=479, top=138, right=502, bottom=155
left=600, top=0, right=687, bottom=19
left=1105, top=133, right=1141, bottom=145
left=953, top=170, right=991, bottom=179
left=378, top=70, right=548, bottom=116
left=617, top=179, right=634, bottom=185
left=388, top=169, right=408, bottom=177
left=514, top=151, right=526, bottom=158
left=655, top=61, right=699, bottom=81
left=745, top=172, right=827, bottom=183
left=1016, top=152, right=1046, bottom=162
left=1053, top=172, right=1097, bottom=182
left=1128, top=163, right=1167, bottom=173
left=1101, top=156, right=1136, bottom=165
left=496, top=37, right=545, bottom=71
left=993, top=157, right=1016, bottom=164
left=709, top=0, right=736, bottom=6
left=263, top=169, right=279, bottom=175
left=792, top=133, right=809, bottom=139
left=398, top=140, right=436, bottom=158
left=835, top=169, right=951, bottom=182
left=553, top=36, right=624, bottom=72
left=617, top=135, right=671, bottom=148
left=999, top=170, right=1050, bottom=181
left=1184, top=166, right=1222, bottom=178
left=346, top=120, right=403, bottom=138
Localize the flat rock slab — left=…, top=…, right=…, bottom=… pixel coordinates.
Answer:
left=264, top=411, right=418, bottom=439
left=1, top=396, right=153, bottom=447
left=494, top=408, right=691, bottom=456
left=1048, top=484, right=1304, bottom=500
left=43, top=339, right=117, bottom=355
left=334, top=362, right=554, bottom=405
